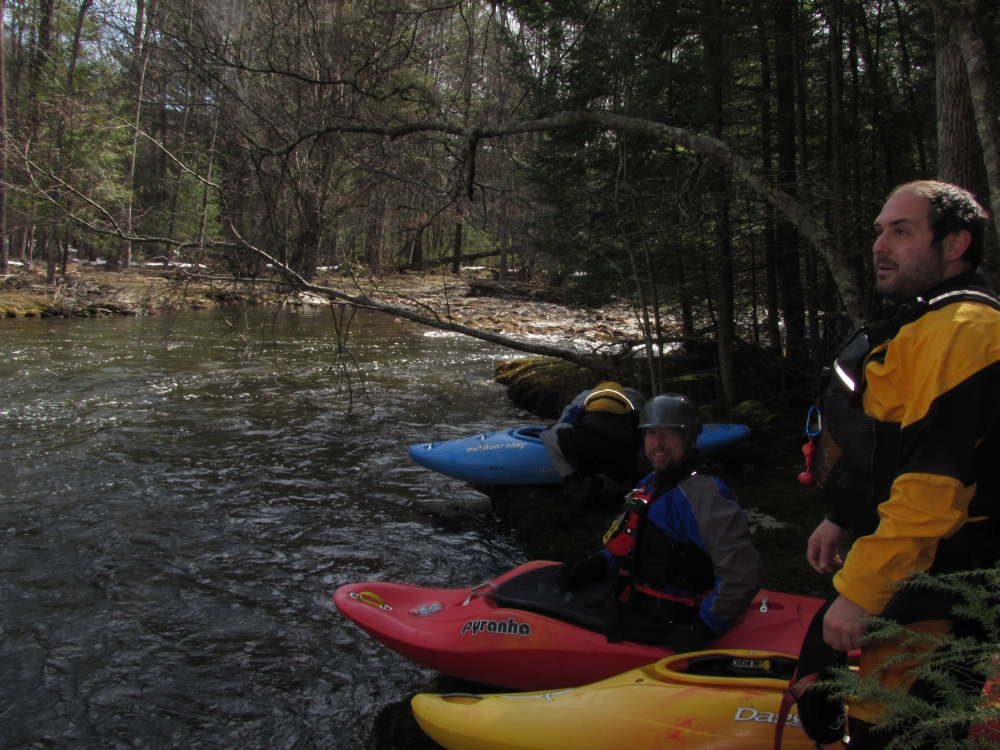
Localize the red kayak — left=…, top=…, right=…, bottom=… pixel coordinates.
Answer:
left=334, top=561, right=825, bottom=691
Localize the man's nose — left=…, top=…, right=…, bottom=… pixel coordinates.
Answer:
left=873, top=230, right=889, bottom=256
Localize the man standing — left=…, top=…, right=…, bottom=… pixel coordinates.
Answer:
left=803, top=181, right=1000, bottom=747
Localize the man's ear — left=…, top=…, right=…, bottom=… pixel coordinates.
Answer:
left=943, top=229, right=972, bottom=262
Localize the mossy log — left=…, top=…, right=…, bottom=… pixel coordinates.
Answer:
left=494, top=358, right=598, bottom=419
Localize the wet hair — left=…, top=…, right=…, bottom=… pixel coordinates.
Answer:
left=888, top=180, right=990, bottom=268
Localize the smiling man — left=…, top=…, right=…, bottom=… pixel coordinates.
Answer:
left=559, top=393, right=760, bottom=652
left=800, top=181, right=1000, bottom=748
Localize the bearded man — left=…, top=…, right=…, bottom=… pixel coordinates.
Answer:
left=801, top=181, right=1000, bottom=748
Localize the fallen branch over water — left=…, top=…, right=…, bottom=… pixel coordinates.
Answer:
left=182, top=245, right=629, bottom=372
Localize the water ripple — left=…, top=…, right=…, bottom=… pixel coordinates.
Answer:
left=0, top=310, right=530, bottom=749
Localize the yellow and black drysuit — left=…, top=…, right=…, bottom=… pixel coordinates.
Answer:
left=800, top=268, right=1000, bottom=748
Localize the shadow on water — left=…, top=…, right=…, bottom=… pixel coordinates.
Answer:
left=0, top=307, right=532, bottom=749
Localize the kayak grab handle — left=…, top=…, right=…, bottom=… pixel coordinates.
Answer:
left=351, top=591, right=392, bottom=610
left=438, top=693, right=486, bottom=704
left=462, top=582, right=497, bottom=606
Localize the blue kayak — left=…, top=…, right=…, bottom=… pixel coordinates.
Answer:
left=408, top=423, right=750, bottom=486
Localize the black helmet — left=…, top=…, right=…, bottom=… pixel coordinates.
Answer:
left=638, top=393, right=702, bottom=459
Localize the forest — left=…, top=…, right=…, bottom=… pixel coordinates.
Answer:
left=0, top=0, right=997, bottom=402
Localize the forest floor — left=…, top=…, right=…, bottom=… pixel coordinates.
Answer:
left=1, top=262, right=835, bottom=749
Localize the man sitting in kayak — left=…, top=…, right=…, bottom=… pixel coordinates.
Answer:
left=559, top=393, right=761, bottom=652
left=539, top=382, right=646, bottom=505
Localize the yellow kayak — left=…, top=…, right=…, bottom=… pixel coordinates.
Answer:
left=412, top=650, right=815, bottom=750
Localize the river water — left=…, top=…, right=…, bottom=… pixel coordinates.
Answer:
left=0, top=308, right=532, bottom=749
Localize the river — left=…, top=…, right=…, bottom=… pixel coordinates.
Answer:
left=0, top=307, right=532, bottom=749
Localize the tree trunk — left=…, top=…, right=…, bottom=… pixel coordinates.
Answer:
left=329, top=226, right=339, bottom=269
left=948, top=0, right=1000, bottom=243
left=805, top=244, right=823, bottom=374
left=297, top=226, right=320, bottom=282
left=932, top=0, right=988, bottom=198
left=746, top=203, right=761, bottom=346
left=498, top=192, right=509, bottom=282
left=823, top=0, right=853, bottom=362
left=642, top=241, right=665, bottom=388
left=796, top=0, right=823, bottom=369
left=827, top=0, right=848, bottom=245
left=0, top=0, right=7, bottom=276
left=893, top=0, right=928, bottom=176
left=29, top=0, right=55, bottom=136
left=754, top=0, right=783, bottom=353
left=365, top=195, right=384, bottom=277
left=25, top=225, right=34, bottom=268
left=195, top=102, right=219, bottom=267
left=49, top=0, right=93, bottom=279
left=676, top=256, right=695, bottom=340
left=166, top=48, right=193, bottom=258
left=46, top=235, right=56, bottom=284
left=714, top=203, right=736, bottom=404
left=452, top=211, right=463, bottom=275
left=627, top=244, right=660, bottom=393
left=60, top=232, right=69, bottom=277
left=702, top=0, right=736, bottom=405
left=115, top=0, right=158, bottom=270
left=773, top=0, right=808, bottom=364
left=412, top=217, right=425, bottom=266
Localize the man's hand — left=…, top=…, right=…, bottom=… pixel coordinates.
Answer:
left=807, top=519, right=847, bottom=574
left=823, top=595, right=870, bottom=652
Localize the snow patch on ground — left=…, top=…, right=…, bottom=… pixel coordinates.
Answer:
left=747, top=509, right=789, bottom=532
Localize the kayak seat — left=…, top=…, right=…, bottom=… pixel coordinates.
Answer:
left=493, top=564, right=614, bottom=633
left=493, top=564, right=698, bottom=644
left=681, top=653, right=798, bottom=681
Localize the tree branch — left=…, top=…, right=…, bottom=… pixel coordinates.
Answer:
left=213, top=222, right=619, bottom=371
left=260, top=109, right=868, bottom=323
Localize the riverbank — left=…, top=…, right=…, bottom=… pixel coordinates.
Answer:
left=0, top=266, right=642, bottom=351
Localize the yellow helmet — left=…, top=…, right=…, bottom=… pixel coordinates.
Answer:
left=583, top=383, right=635, bottom=415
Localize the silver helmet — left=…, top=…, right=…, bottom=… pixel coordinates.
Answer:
left=638, top=393, right=702, bottom=459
